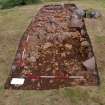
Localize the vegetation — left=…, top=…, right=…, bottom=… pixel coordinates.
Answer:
left=0, top=0, right=105, bottom=9
left=0, top=0, right=41, bottom=9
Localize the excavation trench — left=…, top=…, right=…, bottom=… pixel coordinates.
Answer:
left=5, top=4, right=99, bottom=90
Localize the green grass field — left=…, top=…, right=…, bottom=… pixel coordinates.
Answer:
left=0, top=0, right=105, bottom=105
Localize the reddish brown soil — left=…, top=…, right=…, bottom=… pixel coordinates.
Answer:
left=5, top=4, right=99, bottom=90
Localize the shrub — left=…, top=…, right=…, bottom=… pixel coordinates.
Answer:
left=1, top=0, right=41, bottom=9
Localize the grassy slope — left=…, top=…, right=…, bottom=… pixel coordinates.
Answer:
left=0, top=1, right=105, bottom=105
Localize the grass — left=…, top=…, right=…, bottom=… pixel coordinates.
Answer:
left=63, top=88, right=89, bottom=104
left=95, top=36, right=105, bottom=43
left=0, top=0, right=105, bottom=105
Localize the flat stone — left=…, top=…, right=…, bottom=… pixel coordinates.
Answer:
left=83, top=57, right=95, bottom=70
left=70, top=14, right=83, bottom=28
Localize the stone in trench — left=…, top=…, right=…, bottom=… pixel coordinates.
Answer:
left=49, top=79, right=54, bottom=84
left=16, top=53, right=21, bottom=59
left=70, top=13, right=83, bottom=28
left=12, top=65, right=16, bottom=71
left=72, top=32, right=80, bottom=38
left=46, top=67, right=51, bottom=71
left=61, top=52, right=66, bottom=57
left=82, top=57, right=95, bottom=70
left=80, top=38, right=85, bottom=42
left=37, top=82, right=41, bottom=88
left=30, top=56, right=36, bottom=62
left=75, top=7, right=85, bottom=17
left=43, top=42, right=52, bottom=49
left=81, top=29, right=86, bottom=36
left=81, top=41, right=89, bottom=47
left=65, top=44, right=72, bottom=50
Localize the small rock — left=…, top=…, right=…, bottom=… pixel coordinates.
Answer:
left=12, top=65, right=16, bottom=71
left=16, top=53, right=21, bottom=59
left=66, top=51, right=70, bottom=55
left=49, top=79, right=54, bottom=83
left=37, top=82, right=41, bottom=88
left=43, top=42, right=52, bottom=49
left=65, top=44, right=72, bottom=49
left=80, top=38, right=85, bottom=42
left=30, top=56, right=36, bottom=62
left=39, top=63, right=42, bottom=66
left=46, top=68, right=51, bottom=71
left=81, top=29, right=86, bottom=36
left=24, top=66, right=28, bottom=69
left=72, top=32, right=80, bottom=38
left=81, top=41, right=89, bottom=47
left=61, top=52, right=66, bottom=57
left=64, top=61, right=69, bottom=66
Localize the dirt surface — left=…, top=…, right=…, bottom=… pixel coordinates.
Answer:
left=5, top=4, right=99, bottom=90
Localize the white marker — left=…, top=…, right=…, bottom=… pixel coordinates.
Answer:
left=39, top=76, right=84, bottom=79
left=10, top=78, right=25, bottom=86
